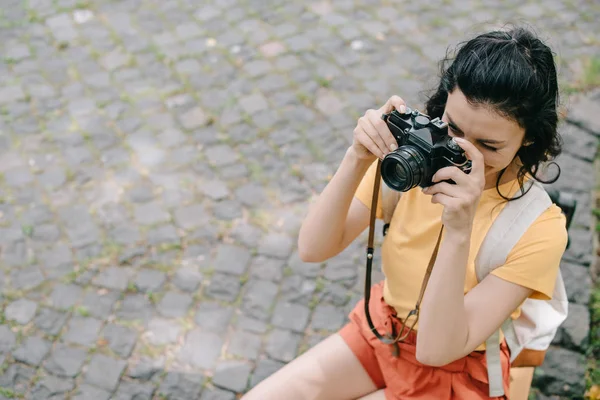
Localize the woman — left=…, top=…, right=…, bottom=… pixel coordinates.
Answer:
left=242, top=27, right=568, bottom=400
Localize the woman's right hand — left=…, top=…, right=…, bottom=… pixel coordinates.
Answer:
left=351, top=95, right=407, bottom=161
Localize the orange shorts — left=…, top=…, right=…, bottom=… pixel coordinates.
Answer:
left=339, top=282, right=511, bottom=399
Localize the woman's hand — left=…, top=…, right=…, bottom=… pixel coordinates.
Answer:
left=351, top=95, right=406, bottom=161
left=422, top=137, right=486, bottom=234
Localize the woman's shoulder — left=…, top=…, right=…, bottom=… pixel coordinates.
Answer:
left=517, top=201, right=568, bottom=252
left=536, top=203, right=568, bottom=231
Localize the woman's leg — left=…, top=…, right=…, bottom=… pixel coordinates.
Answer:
left=242, top=333, right=380, bottom=400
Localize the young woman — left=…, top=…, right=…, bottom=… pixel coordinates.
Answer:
left=242, top=27, right=568, bottom=400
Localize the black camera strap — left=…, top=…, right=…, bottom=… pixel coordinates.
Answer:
left=365, top=159, right=444, bottom=345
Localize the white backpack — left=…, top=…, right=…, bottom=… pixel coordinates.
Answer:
left=381, top=180, right=569, bottom=397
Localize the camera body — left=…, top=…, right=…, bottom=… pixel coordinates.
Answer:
left=380, top=107, right=472, bottom=192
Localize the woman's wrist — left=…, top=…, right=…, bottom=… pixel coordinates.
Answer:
left=443, top=227, right=472, bottom=247
left=344, top=146, right=374, bottom=172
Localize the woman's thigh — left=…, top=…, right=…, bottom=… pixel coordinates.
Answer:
left=242, top=333, right=380, bottom=400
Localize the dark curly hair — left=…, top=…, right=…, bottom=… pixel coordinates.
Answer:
left=425, top=26, right=562, bottom=200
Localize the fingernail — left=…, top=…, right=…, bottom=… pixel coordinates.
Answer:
left=389, top=143, right=397, bottom=151
left=454, top=137, right=465, bottom=142
left=400, top=105, right=406, bottom=113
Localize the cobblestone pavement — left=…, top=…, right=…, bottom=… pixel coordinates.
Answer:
left=0, top=0, right=599, bottom=399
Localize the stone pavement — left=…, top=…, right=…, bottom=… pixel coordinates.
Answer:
left=0, top=0, right=598, bottom=399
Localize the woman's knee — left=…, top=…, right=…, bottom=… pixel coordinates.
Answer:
left=242, top=333, right=378, bottom=400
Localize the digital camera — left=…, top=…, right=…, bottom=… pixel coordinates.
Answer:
left=380, top=107, right=472, bottom=192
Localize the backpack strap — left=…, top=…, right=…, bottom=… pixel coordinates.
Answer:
left=381, top=178, right=401, bottom=236
left=475, top=180, right=553, bottom=397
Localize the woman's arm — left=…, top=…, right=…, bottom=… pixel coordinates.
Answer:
left=298, top=147, right=372, bottom=262
left=415, top=231, right=532, bottom=366
left=298, top=96, right=407, bottom=262
left=416, top=204, right=567, bottom=365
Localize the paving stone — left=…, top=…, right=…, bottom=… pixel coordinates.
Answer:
left=566, top=91, right=600, bottom=133
left=145, top=318, right=181, bottom=346
left=212, top=199, right=243, bottom=220
left=265, top=329, right=302, bottom=362
left=557, top=303, right=590, bottom=351
left=561, top=261, right=591, bottom=305
left=72, top=384, right=111, bottom=400
left=3, top=257, right=35, bottom=283
left=560, top=122, right=598, bottom=161
left=118, top=246, right=146, bottom=265
left=146, top=224, right=180, bottom=245
left=156, top=291, right=193, bottom=318
left=0, top=364, right=35, bottom=395
left=199, top=179, right=230, bottom=200
left=0, top=324, right=17, bottom=355
left=172, top=265, right=203, bottom=292
left=195, top=302, right=234, bottom=332
left=324, top=257, right=358, bottom=285
left=127, top=184, right=154, bottom=203
left=242, top=279, right=279, bottom=321
left=281, top=275, right=317, bottom=305
left=63, top=316, right=102, bottom=347
left=271, top=302, right=310, bottom=333
left=133, top=269, right=166, bottom=293
left=84, top=354, right=127, bottom=392
left=206, top=273, right=242, bottom=302
left=43, top=343, right=88, bottom=377
left=116, top=294, right=153, bottom=323
left=234, top=182, right=267, bottom=206
left=227, top=330, right=262, bottom=360
left=0, top=86, right=26, bottom=104
left=212, top=360, right=252, bottom=393
left=551, top=152, right=595, bottom=194
left=30, top=375, right=75, bottom=399
left=80, top=290, right=120, bottom=319
left=319, top=281, right=351, bottom=306
left=173, top=203, right=209, bottom=230
left=31, top=224, right=61, bottom=243
left=205, top=144, right=239, bottom=167
left=127, top=356, right=165, bottom=381
left=13, top=336, right=51, bottom=366
left=311, top=303, right=346, bottom=331
left=562, top=227, right=593, bottom=266
left=179, top=106, right=208, bottom=129
left=200, top=388, right=236, bottom=400
left=93, top=266, right=132, bottom=291
left=235, top=315, right=269, bottom=334
left=112, top=381, right=155, bottom=400
left=157, top=371, right=204, bottom=400
left=102, top=323, right=137, bottom=357
left=533, top=347, right=586, bottom=398
left=239, top=93, right=269, bottom=114
left=213, top=244, right=251, bottom=275
left=34, top=308, right=69, bottom=336
left=5, top=298, right=38, bottom=325
left=229, top=222, right=262, bottom=248
left=177, top=329, right=223, bottom=369
left=258, top=233, right=293, bottom=259
left=249, top=358, right=285, bottom=389
left=134, top=202, right=170, bottom=225
left=249, top=256, right=284, bottom=282
left=49, top=283, right=83, bottom=310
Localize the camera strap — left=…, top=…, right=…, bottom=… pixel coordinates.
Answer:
left=365, top=159, right=444, bottom=345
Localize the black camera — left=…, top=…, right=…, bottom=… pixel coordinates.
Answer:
left=380, top=107, right=472, bottom=192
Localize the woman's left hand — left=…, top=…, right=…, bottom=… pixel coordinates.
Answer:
left=422, top=137, right=486, bottom=234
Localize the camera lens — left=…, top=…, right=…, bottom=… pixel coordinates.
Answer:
left=381, top=146, right=426, bottom=192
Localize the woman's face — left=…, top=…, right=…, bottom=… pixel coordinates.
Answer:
left=441, top=88, right=527, bottom=189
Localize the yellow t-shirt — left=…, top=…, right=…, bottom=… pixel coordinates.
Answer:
left=355, top=161, right=568, bottom=341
